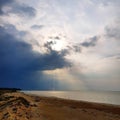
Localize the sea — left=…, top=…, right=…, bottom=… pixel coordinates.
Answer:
left=23, top=91, right=120, bottom=105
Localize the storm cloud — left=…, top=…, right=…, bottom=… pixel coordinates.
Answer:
left=0, top=26, right=70, bottom=71
left=0, top=25, right=70, bottom=89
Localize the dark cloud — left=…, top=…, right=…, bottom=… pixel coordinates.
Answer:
left=65, top=36, right=99, bottom=53
left=0, top=0, right=13, bottom=14
left=44, top=41, right=54, bottom=51
left=0, top=0, right=36, bottom=18
left=31, top=25, right=44, bottom=30
left=3, top=24, right=27, bottom=37
left=72, top=45, right=81, bottom=53
left=81, top=36, right=99, bottom=47
left=105, top=25, right=120, bottom=40
left=0, top=26, right=70, bottom=71
left=54, top=36, right=60, bottom=40
left=0, top=25, right=70, bottom=89
left=0, top=0, right=13, bottom=5
left=14, top=4, right=36, bottom=18
left=101, top=22, right=120, bottom=60
left=0, top=26, right=34, bottom=72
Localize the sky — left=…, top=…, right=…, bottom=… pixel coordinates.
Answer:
left=0, top=0, right=120, bottom=90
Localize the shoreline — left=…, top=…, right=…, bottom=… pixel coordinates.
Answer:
left=25, top=92, right=120, bottom=105
left=27, top=93, right=120, bottom=114
left=0, top=90, right=120, bottom=120
left=23, top=90, right=120, bottom=105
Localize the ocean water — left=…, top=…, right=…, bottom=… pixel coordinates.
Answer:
left=23, top=91, right=120, bottom=105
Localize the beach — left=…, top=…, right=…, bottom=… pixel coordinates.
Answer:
left=0, top=90, right=120, bottom=120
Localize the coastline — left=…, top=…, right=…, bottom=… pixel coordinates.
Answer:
left=23, top=90, right=120, bottom=105
left=0, top=90, right=120, bottom=120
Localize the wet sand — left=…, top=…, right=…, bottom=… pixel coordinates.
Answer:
left=0, top=91, right=120, bottom=120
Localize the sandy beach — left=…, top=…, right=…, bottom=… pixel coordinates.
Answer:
left=0, top=90, right=120, bottom=120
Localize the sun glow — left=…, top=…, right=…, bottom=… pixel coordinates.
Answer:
left=52, top=40, right=65, bottom=51
left=46, top=38, right=67, bottom=51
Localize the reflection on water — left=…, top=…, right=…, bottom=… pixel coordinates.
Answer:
left=23, top=91, right=120, bottom=105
